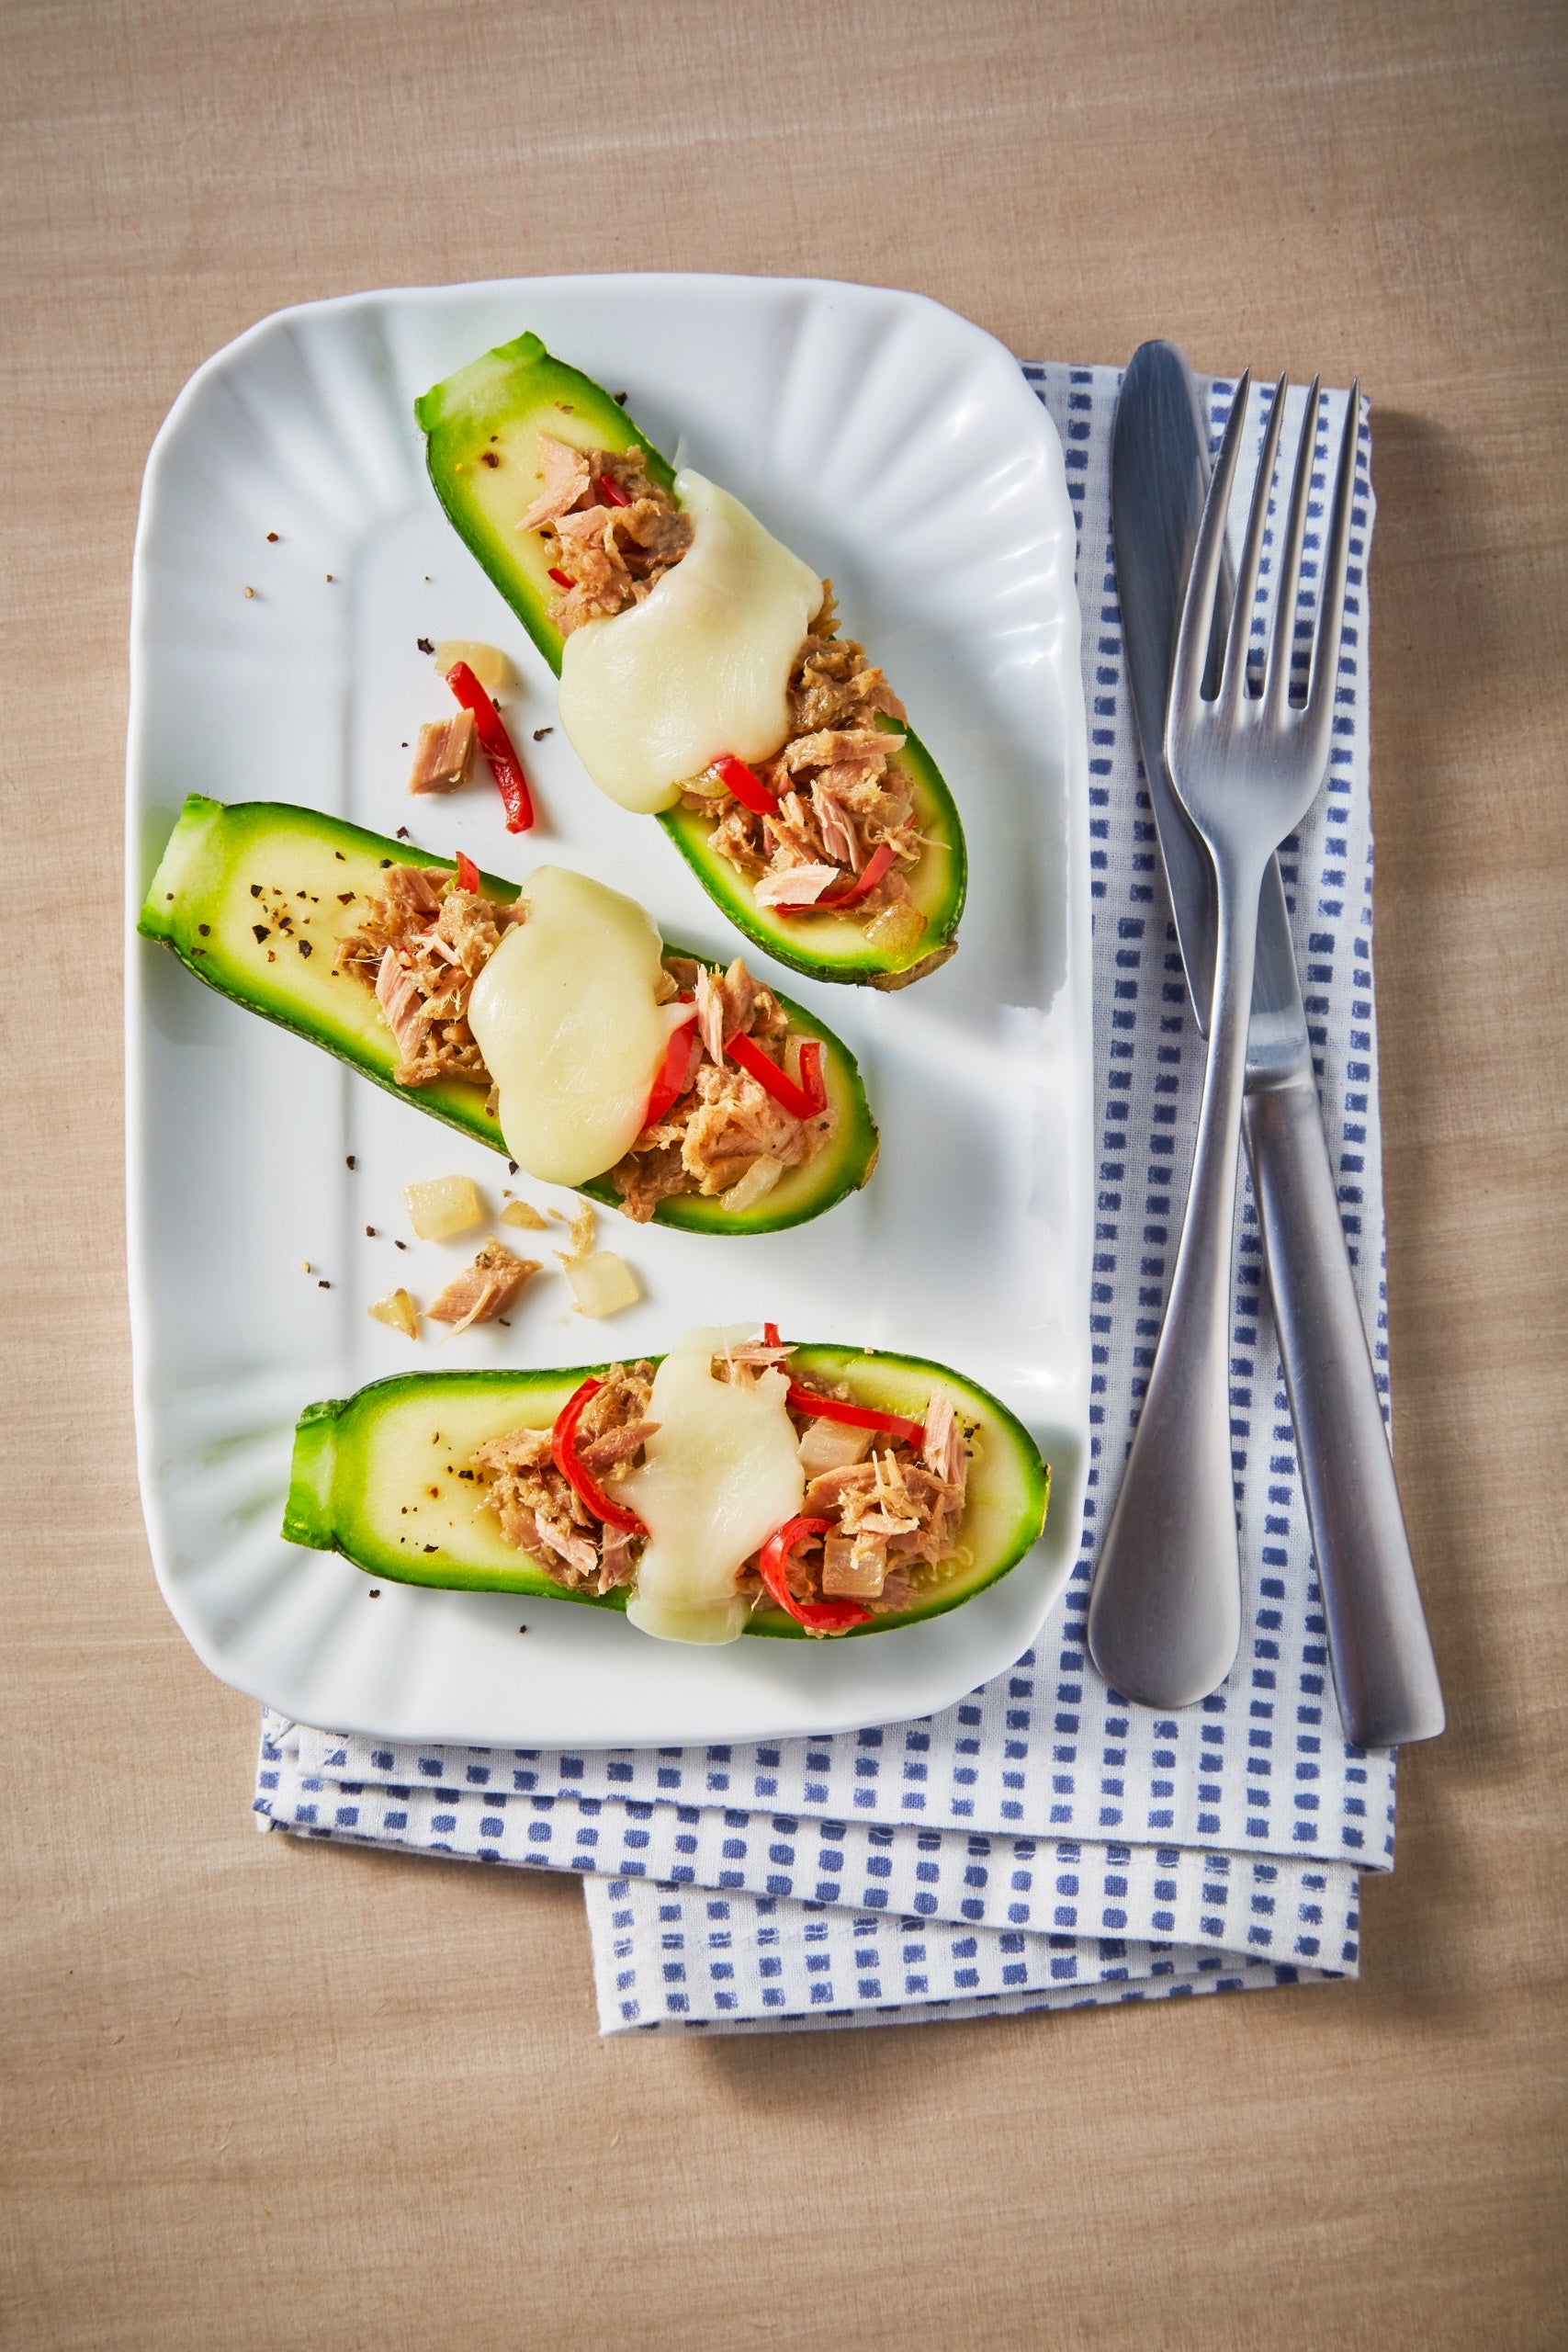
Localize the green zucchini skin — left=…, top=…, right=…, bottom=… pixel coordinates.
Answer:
left=414, top=332, right=673, bottom=673
left=415, top=332, right=966, bottom=989
left=137, top=795, right=878, bottom=1235
left=284, top=1347, right=1050, bottom=1640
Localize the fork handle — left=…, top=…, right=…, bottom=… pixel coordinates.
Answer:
left=1088, top=855, right=1261, bottom=1708
left=1244, top=1078, right=1445, bottom=1747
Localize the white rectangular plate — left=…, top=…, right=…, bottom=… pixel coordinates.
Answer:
left=127, top=274, right=1091, bottom=1747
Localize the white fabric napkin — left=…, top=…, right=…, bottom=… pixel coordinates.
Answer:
left=255, top=360, right=1393, bottom=2033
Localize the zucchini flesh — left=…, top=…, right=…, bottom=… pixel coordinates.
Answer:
left=284, top=1347, right=1050, bottom=1639
left=415, top=332, right=966, bottom=988
left=137, top=795, right=878, bottom=1234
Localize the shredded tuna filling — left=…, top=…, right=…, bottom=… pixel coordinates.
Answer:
left=337, top=864, right=521, bottom=1091
left=471, top=1363, right=659, bottom=1595
left=525, top=438, right=694, bottom=631
left=520, top=449, right=924, bottom=934
left=470, top=1345, right=973, bottom=1623
left=336, top=872, right=836, bottom=1217
left=692, top=595, right=922, bottom=928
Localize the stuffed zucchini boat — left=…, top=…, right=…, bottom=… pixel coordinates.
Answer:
left=138, top=797, right=877, bottom=1233
left=415, top=333, right=966, bottom=989
left=284, top=1326, right=1049, bottom=1645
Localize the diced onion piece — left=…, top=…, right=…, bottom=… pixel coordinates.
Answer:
left=797, top=1416, right=874, bottom=1476
left=404, top=1173, right=485, bottom=1240
left=564, top=1250, right=640, bottom=1317
left=499, top=1198, right=549, bottom=1230
left=863, top=899, right=928, bottom=956
left=434, top=639, right=514, bottom=695
left=719, top=1156, right=784, bottom=1216
left=821, top=1539, right=886, bottom=1600
left=367, top=1288, right=420, bottom=1340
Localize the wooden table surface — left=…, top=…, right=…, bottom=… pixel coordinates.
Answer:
left=5, top=3, right=1564, bottom=2346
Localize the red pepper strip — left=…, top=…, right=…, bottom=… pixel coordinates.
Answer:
left=551, top=1377, right=647, bottom=1536
left=547, top=565, right=574, bottom=590
left=724, top=1032, right=827, bottom=1121
left=816, top=840, right=896, bottom=910
left=762, top=1323, right=782, bottom=1349
left=785, top=1385, right=926, bottom=1451
left=758, top=1517, right=873, bottom=1634
left=454, top=851, right=480, bottom=893
left=713, top=752, right=777, bottom=816
left=444, top=661, right=535, bottom=833
left=597, top=473, right=631, bottom=509
left=643, top=1016, right=697, bottom=1129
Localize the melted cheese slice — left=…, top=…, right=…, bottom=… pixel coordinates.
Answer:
left=556, top=470, right=823, bottom=815
left=465, top=866, right=690, bottom=1185
left=621, top=1327, right=806, bottom=1645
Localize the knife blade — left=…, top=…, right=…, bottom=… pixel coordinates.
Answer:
left=1108, top=341, right=1443, bottom=1748
left=1111, top=348, right=1306, bottom=1076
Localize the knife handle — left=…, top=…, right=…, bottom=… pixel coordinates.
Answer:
left=1243, top=1080, right=1445, bottom=1747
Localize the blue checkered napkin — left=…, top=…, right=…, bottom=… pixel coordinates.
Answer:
left=255, top=362, right=1393, bottom=2033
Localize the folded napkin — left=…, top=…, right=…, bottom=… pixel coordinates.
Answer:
left=255, top=361, right=1393, bottom=2033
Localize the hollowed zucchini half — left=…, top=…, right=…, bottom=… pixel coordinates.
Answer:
left=284, top=1346, right=1049, bottom=1639
left=415, top=332, right=965, bottom=989
left=138, top=795, right=877, bottom=1234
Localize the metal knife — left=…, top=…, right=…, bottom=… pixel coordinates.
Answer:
left=1107, top=340, right=1443, bottom=1748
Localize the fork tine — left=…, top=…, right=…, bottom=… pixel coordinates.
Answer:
left=1169, top=370, right=1250, bottom=728
left=1220, top=373, right=1287, bottom=699
left=1303, top=380, right=1360, bottom=735
left=1263, top=375, right=1322, bottom=718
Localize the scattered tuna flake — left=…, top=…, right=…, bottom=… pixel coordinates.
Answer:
left=404, top=1172, right=485, bottom=1240
left=367, top=1289, right=421, bottom=1340
left=499, top=1198, right=549, bottom=1231
left=429, top=1238, right=540, bottom=1336
left=562, top=1250, right=640, bottom=1318
left=434, top=640, right=515, bottom=695
left=408, top=709, right=476, bottom=796
left=554, top=1201, right=597, bottom=1261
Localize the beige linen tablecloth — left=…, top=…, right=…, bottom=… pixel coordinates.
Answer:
left=4, top=3, right=1564, bottom=2346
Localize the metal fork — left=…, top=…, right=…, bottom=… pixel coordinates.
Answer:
left=1088, top=371, right=1359, bottom=1708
